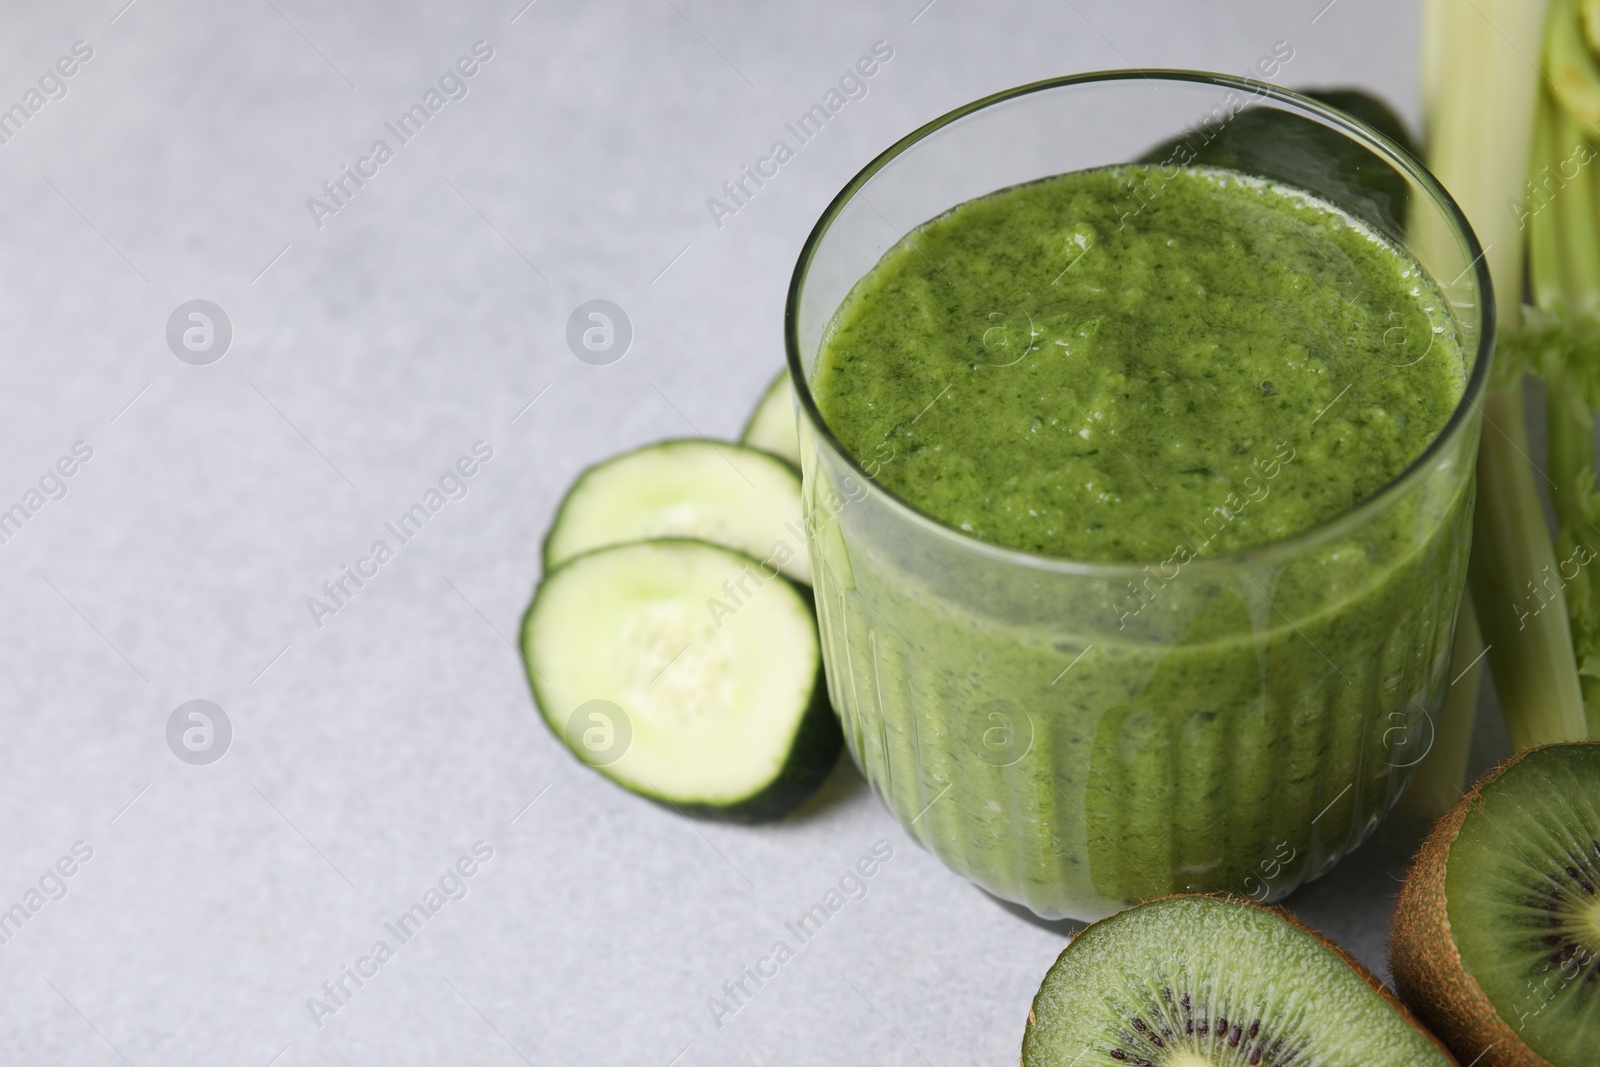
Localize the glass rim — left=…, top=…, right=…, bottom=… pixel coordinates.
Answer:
left=783, top=68, right=1495, bottom=580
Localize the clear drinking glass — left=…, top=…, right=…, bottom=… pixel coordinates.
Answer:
left=785, top=72, right=1492, bottom=921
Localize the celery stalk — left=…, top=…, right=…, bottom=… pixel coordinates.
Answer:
left=1469, top=392, right=1589, bottom=750
left=1535, top=0, right=1600, bottom=736
left=1537, top=103, right=1599, bottom=532
left=1549, top=0, right=1600, bottom=124
left=1425, top=0, right=1592, bottom=749
left=1530, top=98, right=1594, bottom=543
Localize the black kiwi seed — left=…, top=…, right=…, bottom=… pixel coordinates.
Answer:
left=1098, top=997, right=1304, bottom=1066
left=1515, top=839, right=1600, bottom=984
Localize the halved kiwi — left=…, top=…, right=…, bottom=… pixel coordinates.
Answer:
left=1390, top=741, right=1600, bottom=1067
left=1023, top=895, right=1456, bottom=1065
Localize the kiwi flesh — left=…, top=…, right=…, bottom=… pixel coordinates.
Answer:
left=1390, top=742, right=1600, bottom=1067
left=1023, top=894, right=1457, bottom=1066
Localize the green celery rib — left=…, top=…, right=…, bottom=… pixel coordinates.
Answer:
left=1541, top=102, right=1599, bottom=521
left=1551, top=104, right=1600, bottom=312
left=1550, top=0, right=1600, bottom=125
left=1426, top=0, right=1590, bottom=749
left=1526, top=91, right=1564, bottom=313
left=1584, top=0, right=1600, bottom=52
left=1468, top=391, right=1588, bottom=751
left=1542, top=29, right=1600, bottom=739
left=1532, top=94, right=1593, bottom=529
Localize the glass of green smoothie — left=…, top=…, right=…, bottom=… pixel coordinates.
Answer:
left=785, top=72, right=1492, bottom=921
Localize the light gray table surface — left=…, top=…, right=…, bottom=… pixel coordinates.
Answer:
left=0, top=1, right=1519, bottom=1063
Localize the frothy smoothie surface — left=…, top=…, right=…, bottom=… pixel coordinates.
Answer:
left=811, top=165, right=1465, bottom=563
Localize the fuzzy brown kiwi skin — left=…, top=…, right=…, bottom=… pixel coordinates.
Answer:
left=1020, top=893, right=1459, bottom=1066
left=1387, top=744, right=1599, bottom=1067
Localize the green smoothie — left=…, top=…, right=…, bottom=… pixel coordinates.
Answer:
left=802, top=164, right=1475, bottom=918
left=815, top=166, right=1461, bottom=561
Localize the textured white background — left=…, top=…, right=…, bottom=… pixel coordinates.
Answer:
left=0, top=1, right=1515, bottom=1064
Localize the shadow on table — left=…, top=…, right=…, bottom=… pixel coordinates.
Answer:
left=783, top=750, right=873, bottom=823
left=981, top=892, right=1086, bottom=940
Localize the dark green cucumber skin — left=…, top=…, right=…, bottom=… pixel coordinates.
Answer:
left=520, top=540, right=842, bottom=824
left=668, top=626, right=842, bottom=824
left=540, top=438, right=803, bottom=575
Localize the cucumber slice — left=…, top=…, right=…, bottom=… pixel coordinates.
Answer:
left=740, top=371, right=801, bottom=468
left=522, top=539, right=840, bottom=821
left=545, top=439, right=811, bottom=583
